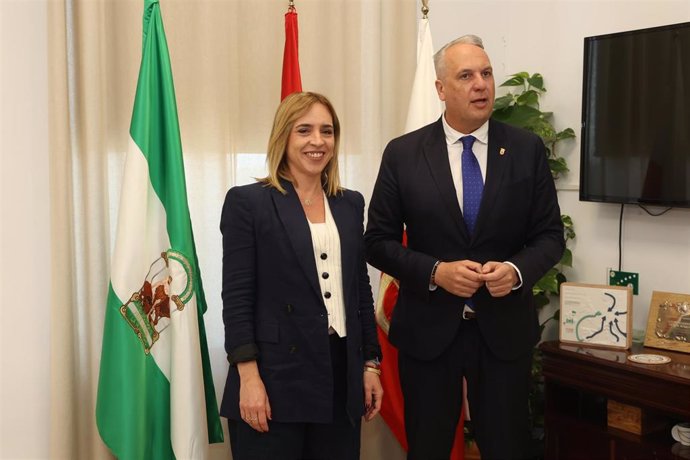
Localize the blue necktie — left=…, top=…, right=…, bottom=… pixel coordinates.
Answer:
left=461, top=135, right=483, bottom=235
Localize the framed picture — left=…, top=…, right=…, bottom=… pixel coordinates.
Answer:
left=644, top=291, right=690, bottom=354
left=559, top=282, right=633, bottom=349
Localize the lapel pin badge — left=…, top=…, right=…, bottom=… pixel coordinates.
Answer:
left=499, top=147, right=506, bottom=156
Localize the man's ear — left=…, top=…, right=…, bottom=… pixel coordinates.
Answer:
left=435, top=79, right=445, bottom=101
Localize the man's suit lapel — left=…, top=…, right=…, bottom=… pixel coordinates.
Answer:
left=272, top=180, right=322, bottom=301
left=474, top=119, right=508, bottom=235
left=423, top=119, right=468, bottom=238
left=424, top=118, right=510, bottom=241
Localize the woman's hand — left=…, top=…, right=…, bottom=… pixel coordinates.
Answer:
left=237, top=361, right=272, bottom=432
left=363, top=369, right=383, bottom=421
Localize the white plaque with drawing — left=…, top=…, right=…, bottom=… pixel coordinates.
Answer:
left=559, top=283, right=633, bottom=349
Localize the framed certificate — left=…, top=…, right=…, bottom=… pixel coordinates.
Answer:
left=559, top=282, right=633, bottom=349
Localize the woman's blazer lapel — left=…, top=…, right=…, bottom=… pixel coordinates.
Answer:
left=271, top=181, right=322, bottom=301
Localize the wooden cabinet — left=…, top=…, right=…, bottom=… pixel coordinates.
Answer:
left=540, top=340, right=690, bottom=460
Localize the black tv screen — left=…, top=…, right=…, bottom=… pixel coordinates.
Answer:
left=580, top=22, right=690, bottom=208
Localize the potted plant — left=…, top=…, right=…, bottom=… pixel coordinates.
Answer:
left=496, top=71, right=576, bottom=450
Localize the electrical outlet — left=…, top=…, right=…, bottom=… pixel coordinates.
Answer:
left=608, top=269, right=639, bottom=295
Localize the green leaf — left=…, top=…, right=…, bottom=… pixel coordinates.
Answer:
left=491, top=106, right=514, bottom=123
left=555, top=277, right=566, bottom=295
left=530, top=120, right=556, bottom=141
left=561, top=214, right=575, bottom=240
left=548, top=157, right=569, bottom=174
left=535, top=268, right=559, bottom=295
left=555, top=128, right=576, bottom=141
left=533, top=292, right=550, bottom=309
left=500, top=77, right=525, bottom=87
left=564, top=225, right=576, bottom=241
left=556, top=271, right=567, bottom=285
left=493, top=105, right=542, bottom=128
left=493, top=94, right=515, bottom=111
left=516, top=90, right=540, bottom=108
left=527, top=73, right=545, bottom=91
left=559, top=248, right=572, bottom=267
left=500, top=73, right=528, bottom=87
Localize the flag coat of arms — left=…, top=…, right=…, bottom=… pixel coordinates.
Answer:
left=96, top=0, right=223, bottom=458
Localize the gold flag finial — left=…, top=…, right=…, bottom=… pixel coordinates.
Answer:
left=421, top=0, right=430, bottom=18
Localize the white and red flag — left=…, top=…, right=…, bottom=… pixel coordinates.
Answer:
left=375, top=11, right=467, bottom=460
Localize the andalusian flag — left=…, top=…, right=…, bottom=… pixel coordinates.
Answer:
left=96, top=1, right=223, bottom=458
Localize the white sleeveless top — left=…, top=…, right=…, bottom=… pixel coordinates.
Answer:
left=307, top=196, right=347, bottom=337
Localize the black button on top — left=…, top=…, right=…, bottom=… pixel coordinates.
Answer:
left=324, top=291, right=331, bottom=299
left=320, top=253, right=328, bottom=260
left=322, top=272, right=329, bottom=279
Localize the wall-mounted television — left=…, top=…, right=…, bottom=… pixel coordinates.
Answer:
left=580, top=22, right=690, bottom=208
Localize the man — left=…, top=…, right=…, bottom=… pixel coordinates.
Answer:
left=365, top=35, right=564, bottom=460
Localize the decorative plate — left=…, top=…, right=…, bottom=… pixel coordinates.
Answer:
left=627, top=353, right=671, bottom=364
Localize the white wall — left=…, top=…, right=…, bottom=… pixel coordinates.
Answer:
left=430, top=0, right=690, bottom=335
left=1, top=1, right=51, bottom=459
left=2, top=1, right=690, bottom=458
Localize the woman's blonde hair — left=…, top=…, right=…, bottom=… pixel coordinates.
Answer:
left=259, top=92, right=342, bottom=196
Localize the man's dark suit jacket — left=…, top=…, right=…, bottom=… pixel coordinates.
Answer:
left=220, top=180, right=380, bottom=424
left=365, top=118, right=564, bottom=362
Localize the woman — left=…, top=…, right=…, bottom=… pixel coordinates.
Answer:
left=220, top=92, right=383, bottom=460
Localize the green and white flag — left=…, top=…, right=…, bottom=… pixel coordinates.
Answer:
left=96, top=1, right=223, bottom=458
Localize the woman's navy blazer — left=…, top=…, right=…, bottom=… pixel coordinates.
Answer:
left=219, top=179, right=380, bottom=424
